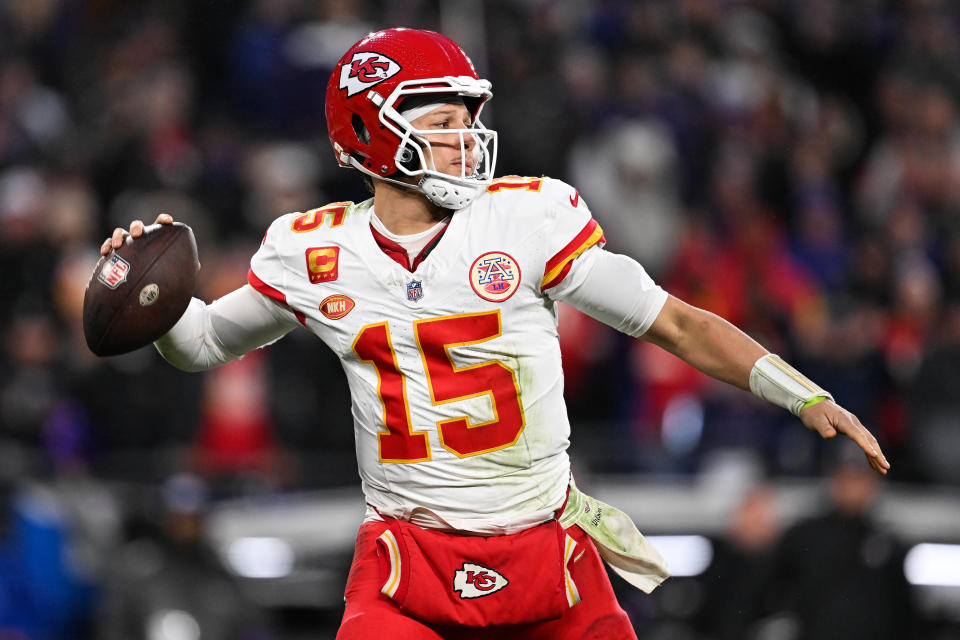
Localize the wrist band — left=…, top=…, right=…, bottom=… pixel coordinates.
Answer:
left=749, top=354, right=833, bottom=416
left=801, top=395, right=828, bottom=411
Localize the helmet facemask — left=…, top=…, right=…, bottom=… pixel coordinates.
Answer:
left=375, top=76, right=498, bottom=210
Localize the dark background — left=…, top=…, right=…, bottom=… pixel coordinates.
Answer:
left=1, top=1, right=959, bottom=639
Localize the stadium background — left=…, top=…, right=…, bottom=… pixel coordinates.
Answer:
left=1, top=0, right=959, bottom=638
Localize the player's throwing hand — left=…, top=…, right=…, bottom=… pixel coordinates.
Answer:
left=800, top=399, right=890, bottom=474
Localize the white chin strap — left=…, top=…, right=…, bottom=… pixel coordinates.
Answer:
left=418, top=175, right=486, bottom=209
left=348, top=157, right=487, bottom=211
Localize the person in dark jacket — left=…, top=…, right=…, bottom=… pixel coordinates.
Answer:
left=768, top=449, right=915, bottom=640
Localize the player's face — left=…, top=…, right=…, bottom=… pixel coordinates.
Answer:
left=409, top=104, right=479, bottom=178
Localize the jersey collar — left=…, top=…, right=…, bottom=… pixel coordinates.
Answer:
left=369, top=223, right=450, bottom=272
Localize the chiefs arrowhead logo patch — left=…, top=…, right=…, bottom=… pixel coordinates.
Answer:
left=339, top=52, right=401, bottom=97
left=453, top=563, right=509, bottom=599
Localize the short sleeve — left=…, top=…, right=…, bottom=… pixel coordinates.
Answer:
left=549, top=246, right=668, bottom=337
left=247, top=213, right=304, bottom=321
left=536, top=179, right=606, bottom=292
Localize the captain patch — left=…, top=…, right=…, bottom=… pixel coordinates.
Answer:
left=305, top=246, right=340, bottom=284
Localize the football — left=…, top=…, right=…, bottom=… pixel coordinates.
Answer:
left=83, top=222, right=199, bottom=356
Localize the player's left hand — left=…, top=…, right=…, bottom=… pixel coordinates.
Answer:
left=800, top=399, right=890, bottom=475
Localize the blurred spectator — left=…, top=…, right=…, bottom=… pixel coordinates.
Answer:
left=193, top=350, right=283, bottom=492
left=44, top=176, right=99, bottom=251
left=789, top=192, right=850, bottom=293
left=696, top=484, right=781, bottom=640
left=556, top=302, right=618, bottom=418
left=99, top=60, right=201, bottom=191
left=906, top=303, right=960, bottom=484
left=944, top=232, right=960, bottom=302
left=0, top=56, right=72, bottom=164
left=227, top=0, right=306, bottom=134
left=857, top=81, right=960, bottom=229
left=0, top=408, right=121, bottom=640
left=767, top=449, right=916, bottom=640
left=2, top=311, right=60, bottom=446
left=569, top=119, right=682, bottom=276
left=0, top=167, right=56, bottom=327
left=97, top=473, right=272, bottom=640
left=0, top=480, right=101, bottom=638
left=187, top=246, right=287, bottom=494
left=884, top=254, right=942, bottom=386
left=242, top=142, right=323, bottom=231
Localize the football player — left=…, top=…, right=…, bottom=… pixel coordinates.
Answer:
left=103, top=28, right=889, bottom=640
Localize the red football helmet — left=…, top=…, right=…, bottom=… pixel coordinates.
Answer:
left=325, top=28, right=498, bottom=209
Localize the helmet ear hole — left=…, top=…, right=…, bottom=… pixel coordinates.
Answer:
left=398, top=141, right=421, bottom=171
left=352, top=114, right=370, bottom=144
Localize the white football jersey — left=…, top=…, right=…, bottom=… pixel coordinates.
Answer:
left=249, top=176, right=606, bottom=533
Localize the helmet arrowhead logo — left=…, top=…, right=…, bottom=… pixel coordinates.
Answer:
left=453, top=563, right=509, bottom=598
left=340, top=52, right=401, bottom=97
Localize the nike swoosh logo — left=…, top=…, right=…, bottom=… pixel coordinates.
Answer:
left=570, top=190, right=579, bottom=208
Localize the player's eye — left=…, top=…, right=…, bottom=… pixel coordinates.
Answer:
left=430, top=114, right=470, bottom=129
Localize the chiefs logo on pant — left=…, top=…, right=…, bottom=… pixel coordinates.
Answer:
left=453, top=563, right=509, bottom=598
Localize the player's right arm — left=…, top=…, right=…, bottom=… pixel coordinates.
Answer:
left=103, top=214, right=301, bottom=372
left=153, top=285, right=299, bottom=371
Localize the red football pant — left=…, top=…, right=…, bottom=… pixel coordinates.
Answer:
left=336, top=520, right=637, bottom=640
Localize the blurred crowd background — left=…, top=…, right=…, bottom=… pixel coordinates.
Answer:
left=2, top=0, right=960, bottom=638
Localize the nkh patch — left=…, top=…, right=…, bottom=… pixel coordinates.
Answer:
left=469, top=251, right=521, bottom=302
left=453, top=563, right=509, bottom=599
left=98, top=253, right=131, bottom=289
left=406, top=279, right=423, bottom=302
left=319, top=294, right=355, bottom=320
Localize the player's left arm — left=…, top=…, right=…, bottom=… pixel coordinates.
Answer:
left=551, top=245, right=889, bottom=475
left=644, top=295, right=890, bottom=474
left=534, top=180, right=888, bottom=474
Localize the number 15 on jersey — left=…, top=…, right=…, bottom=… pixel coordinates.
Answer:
left=352, top=310, right=526, bottom=463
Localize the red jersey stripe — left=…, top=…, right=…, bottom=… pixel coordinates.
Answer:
left=247, top=268, right=306, bottom=325
left=540, top=219, right=605, bottom=291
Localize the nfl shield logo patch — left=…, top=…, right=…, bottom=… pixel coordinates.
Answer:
left=406, top=280, right=423, bottom=302
left=98, top=253, right=131, bottom=290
